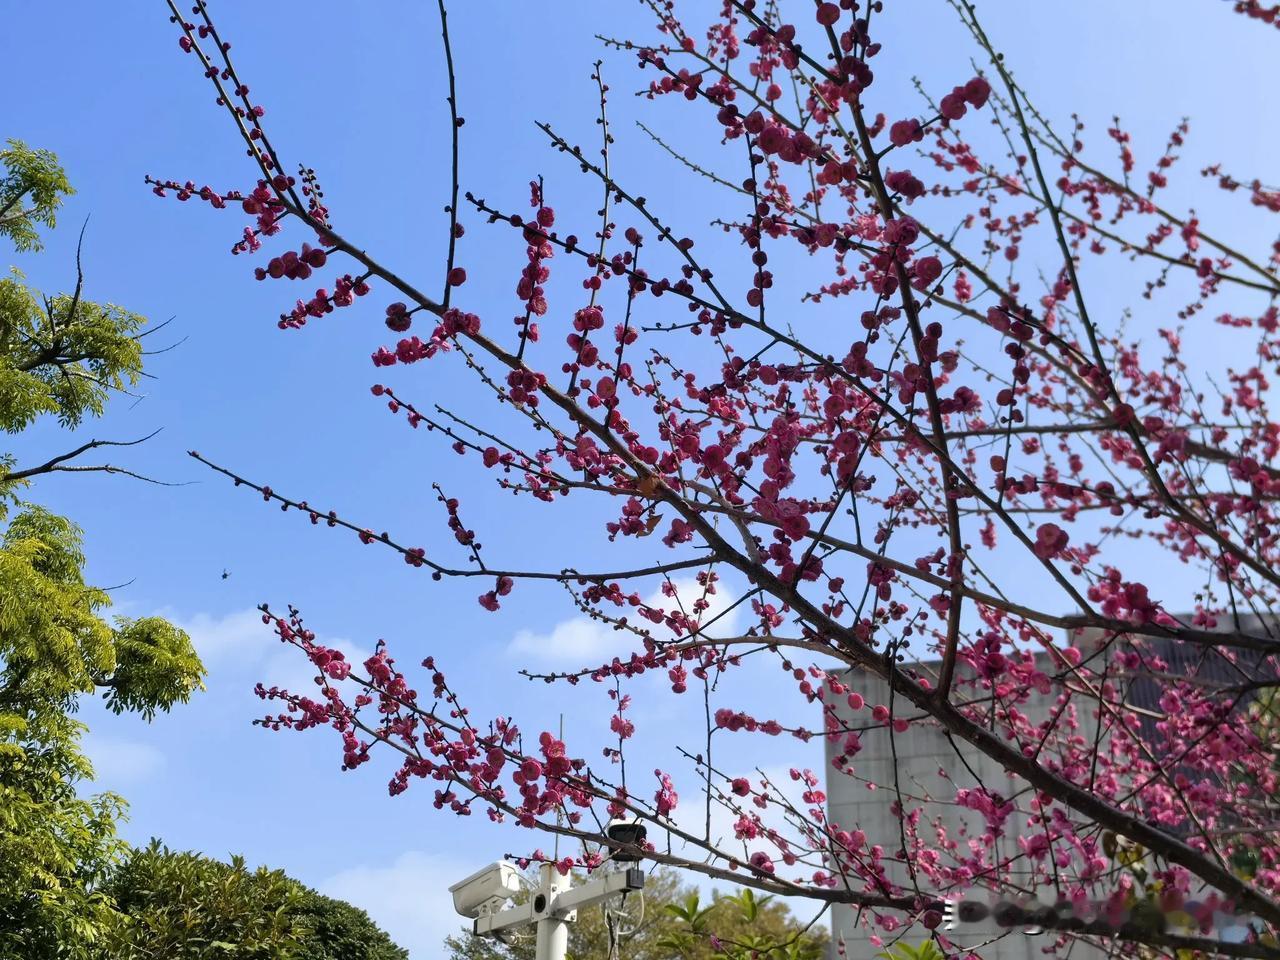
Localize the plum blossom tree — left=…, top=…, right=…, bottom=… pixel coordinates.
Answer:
left=154, top=1, right=1280, bottom=957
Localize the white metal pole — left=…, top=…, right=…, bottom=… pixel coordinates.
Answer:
left=534, top=863, right=571, bottom=960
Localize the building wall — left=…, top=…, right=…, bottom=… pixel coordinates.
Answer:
left=823, top=619, right=1277, bottom=957
left=824, top=657, right=1106, bottom=960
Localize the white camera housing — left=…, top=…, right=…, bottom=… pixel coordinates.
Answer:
left=449, top=861, right=523, bottom=919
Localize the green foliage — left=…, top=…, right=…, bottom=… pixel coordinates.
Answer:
left=0, top=527, right=202, bottom=956
left=291, top=888, right=409, bottom=960
left=0, top=268, right=146, bottom=437
left=0, top=140, right=71, bottom=252
left=0, top=703, right=127, bottom=960
left=0, top=142, right=203, bottom=958
left=0, top=138, right=402, bottom=960
left=0, top=503, right=204, bottom=956
left=657, top=886, right=826, bottom=960
left=442, top=867, right=827, bottom=960
left=106, top=616, right=208, bottom=719
left=103, top=842, right=305, bottom=959
left=101, top=843, right=409, bottom=960
left=0, top=508, right=204, bottom=716
left=877, top=941, right=945, bottom=960
left=0, top=507, right=111, bottom=704
left=0, top=140, right=148, bottom=507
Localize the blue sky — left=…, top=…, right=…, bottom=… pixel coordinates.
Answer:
left=4, top=1, right=1277, bottom=956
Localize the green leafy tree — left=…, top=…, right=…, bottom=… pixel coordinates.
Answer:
left=0, top=140, right=71, bottom=253
left=100, top=843, right=304, bottom=959
left=656, top=886, right=826, bottom=960
left=101, top=842, right=408, bottom=960
left=0, top=139, right=410, bottom=960
left=0, top=517, right=198, bottom=957
left=0, top=695, right=127, bottom=959
left=0, top=141, right=204, bottom=959
left=290, top=888, right=409, bottom=960
left=443, top=867, right=826, bottom=960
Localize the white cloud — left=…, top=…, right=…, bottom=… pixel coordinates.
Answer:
left=258, top=640, right=373, bottom=697
left=320, top=851, right=473, bottom=960
left=83, top=735, right=165, bottom=785
left=509, top=615, right=625, bottom=663
left=172, top=608, right=274, bottom=664
left=162, top=606, right=369, bottom=695
left=508, top=577, right=743, bottom=664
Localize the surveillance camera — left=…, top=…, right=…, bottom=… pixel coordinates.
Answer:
left=605, top=817, right=647, bottom=862
left=449, top=861, right=523, bottom=919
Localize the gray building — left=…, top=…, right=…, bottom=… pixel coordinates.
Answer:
left=823, top=621, right=1276, bottom=959
left=824, top=651, right=1103, bottom=960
